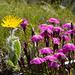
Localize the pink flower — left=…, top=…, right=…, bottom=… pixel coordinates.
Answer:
left=63, top=23, right=71, bottom=30
left=40, top=26, right=53, bottom=32
left=57, top=49, right=63, bottom=53
left=52, top=38, right=60, bottom=45
left=48, top=61, right=60, bottom=68
left=30, top=58, right=44, bottom=64
left=65, top=30, right=75, bottom=34
left=38, top=24, right=48, bottom=28
left=39, top=47, right=53, bottom=54
left=40, top=31, right=51, bottom=37
left=63, top=43, right=75, bottom=53
left=71, top=29, right=75, bottom=34
left=53, top=52, right=66, bottom=59
left=39, top=24, right=54, bottom=31
left=40, top=27, right=49, bottom=31
left=65, top=30, right=72, bottom=34
left=46, top=18, right=59, bottom=24
left=47, top=25, right=54, bottom=30
left=63, top=23, right=75, bottom=30
left=60, top=35, right=70, bottom=41
left=53, top=27, right=64, bottom=33
left=20, top=19, right=30, bottom=27
left=40, top=29, right=52, bottom=37
left=30, top=35, right=43, bottom=42
left=43, top=55, right=56, bottom=61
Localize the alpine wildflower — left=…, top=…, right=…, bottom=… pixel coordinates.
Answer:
left=1, top=15, right=23, bottom=28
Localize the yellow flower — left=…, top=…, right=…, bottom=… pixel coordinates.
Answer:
left=1, top=15, right=23, bottom=28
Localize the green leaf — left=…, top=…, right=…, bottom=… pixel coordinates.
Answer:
left=12, top=53, right=18, bottom=65
left=14, top=40, right=21, bottom=58
left=28, top=43, right=32, bottom=48
left=8, top=60, right=14, bottom=67
left=11, top=40, right=21, bottom=65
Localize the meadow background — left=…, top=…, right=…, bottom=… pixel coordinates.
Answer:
left=0, top=0, right=75, bottom=74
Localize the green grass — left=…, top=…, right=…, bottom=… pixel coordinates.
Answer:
left=0, top=0, right=75, bottom=52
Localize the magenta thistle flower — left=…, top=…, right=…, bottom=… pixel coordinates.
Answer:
left=39, top=47, right=53, bottom=54
left=53, top=52, right=66, bottom=59
left=43, top=55, right=56, bottom=61
left=46, top=18, right=59, bottom=24
left=20, top=19, right=30, bottom=27
left=63, top=43, right=75, bottom=53
left=30, top=58, right=44, bottom=64
left=30, top=35, right=43, bottom=42
left=63, top=23, right=75, bottom=30
left=60, top=35, right=70, bottom=41
left=52, top=38, right=60, bottom=45
left=48, top=61, right=60, bottom=68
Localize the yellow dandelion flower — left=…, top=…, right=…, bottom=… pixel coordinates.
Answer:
left=1, top=15, right=23, bottom=28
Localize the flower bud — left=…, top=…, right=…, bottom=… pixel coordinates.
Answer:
left=31, top=27, right=35, bottom=36
left=71, top=22, right=73, bottom=30
left=24, top=46, right=27, bottom=56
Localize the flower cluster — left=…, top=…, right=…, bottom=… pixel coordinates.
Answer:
left=29, top=18, right=75, bottom=75
left=2, top=16, right=75, bottom=75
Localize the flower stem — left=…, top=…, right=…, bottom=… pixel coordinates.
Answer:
left=36, top=42, right=39, bottom=56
